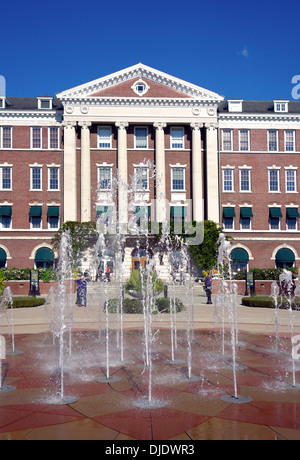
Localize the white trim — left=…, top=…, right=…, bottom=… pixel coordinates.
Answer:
left=30, top=165, right=42, bottom=191
left=284, top=129, right=295, bottom=152
left=134, top=126, right=148, bottom=149
left=97, top=125, right=112, bottom=149
left=48, top=126, right=60, bottom=149
left=47, top=165, right=60, bottom=191
left=238, top=128, right=250, bottom=151
left=267, top=129, right=278, bottom=152
left=170, top=165, right=186, bottom=192
left=30, top=126, right=42, bottom=149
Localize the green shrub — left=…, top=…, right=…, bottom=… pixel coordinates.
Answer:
left=242, top=295, right=300, bottom=309
left=12, top=296, right=46, bottom=308
left=125, top=269, right=164, bottom=298
left=106, top=297, right=185, bottom=314
left=155, top=297, right=185, bottom=313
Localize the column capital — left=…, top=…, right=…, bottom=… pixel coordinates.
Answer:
left=190, top=122, right=203, bottom=130
left=115, top=121, right=129, bottom=130
left=153, top=121, right=167, bottom=130
left=205, top=122, right=218, bottom=130
left=62, top=121, right=77, bottom=129
left=78, top=121, right=92, bottom=129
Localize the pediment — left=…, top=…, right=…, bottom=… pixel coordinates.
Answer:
left=56, top=63, right=224, bottom=102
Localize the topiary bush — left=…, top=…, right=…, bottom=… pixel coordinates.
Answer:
left=242, top=295, right=300, bottom=309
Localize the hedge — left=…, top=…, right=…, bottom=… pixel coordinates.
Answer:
left=242, top=295, right=300, bottom=309
left=12, top=296, right=46, bottom=309
left=106, top=297, right=185, bottom=314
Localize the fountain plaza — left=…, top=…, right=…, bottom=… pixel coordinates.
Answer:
left=0, top=280, right=299, bottom=441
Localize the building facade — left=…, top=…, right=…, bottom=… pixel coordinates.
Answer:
left=0, top=64, right=299, bottom=275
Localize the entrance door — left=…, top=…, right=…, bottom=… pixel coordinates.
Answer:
left=131, top=248, right=152, bottom=271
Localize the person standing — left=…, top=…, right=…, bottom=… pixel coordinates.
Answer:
left=204, top=271, right=213, bottom=304
left=76, top=275, right=87, bottom=307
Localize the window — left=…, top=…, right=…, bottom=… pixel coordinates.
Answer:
left=29, top=206, right=42, bottom=229
left=274, top=101, right=288, bottom=112
left=285, top=130, right=295, bottom=152
left=134, top=166, right=149, bottom=190
left=171, top=127, right=184, bottom=149
left=269, top=207, right=282, bottom=230
left=48, top=167, right=59, bottom=190
left=31, top=167, right=42, bottom=190
left=223, top=169, right=234, bottom=192
left=268, top=169, right=280, bottom=192
left=171, top=167, right=185, bottom=190
left=0, top=206, right=12, bottom=229
left=223, top=207, right=235, bottom=230
left=31, top=127, right=42, bottom=149
left=286, top=208, right=300, bottom=231
left=131, top=79, right=150, bottom=96
left=47, top=207, right=60, bottom=229
left=285, top=169, right=297, bottom=192
left=98, top=126, right=112, bottom=149
left=240, top=207, right=253, bottom=230
left=268, top=130, right=278, bottom=151
left=0, top=167, right=11, bottom=190
left=222, top=129, right=232, bottom=151
left=38, top=97, right=52, bottom=110
left=1, top=127, right=12, bottom=148
left=49, top=127, right=59, bottom=149
left=0, top=98, right=5, bottom=109
left=98, top=166, right=112, bottom=190
left=240, top=169, right=251, bottom=192
left=134, top=127, right=148, bottom=149
left=239, top=130, right=249, bottom=151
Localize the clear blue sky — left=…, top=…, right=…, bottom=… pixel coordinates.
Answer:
left=1, top=0, right=300, bottom=101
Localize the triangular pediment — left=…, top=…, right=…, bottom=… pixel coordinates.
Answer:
left=56, top=63, right=224, bottom=102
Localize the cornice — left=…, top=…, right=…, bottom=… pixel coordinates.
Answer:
left=61, top=97, right=219, bottom=108
left=219, top=113, right=300, bottom=123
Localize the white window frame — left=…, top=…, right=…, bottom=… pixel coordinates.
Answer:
left=30, top=166, right=42, bottom=191
left=47, top=215, right=60, bottom=230
left=97, top=165, right=112, bottom=191
left=268, top=168, right=280, bottom=193
left=170, top=127, right=185, bottom=150
left=134, top=126, right=148, bottom=149
left=269, top=214, right=281, bottom=231
left=285, top=168, right=297, bottom=193
left=239, top=168, right=251, bottom=192
left=1, top=127, right=12, bottom=149
left=48, top=127, right=60, bottom=149
left=0, top=215, right=12, bottom=229
left=274, top=101, right=288, bottom=112
left=222, top=168, right=234, bottom=192
left=239, top=129, right=250, bottom=151
left=268, top=130, right=278, bottom=152
left=171, top=166, right=186, bottom=191
left=134, top=166, right=149, bottom=191
left=223, top=216, right=235, bottom=230
left=0, top=165, right=12, bottom=190
left=284, top=130, right=295, bottom=152
left=31, top=127, right=42, bottom=149
left=30, top=215, right=42, bottom=230
left=286, top=215, right=298, bottom=231
left=222, top=129, right=233, bottom=151
left=37, top=97, right=53, bottom=110
left=97, top=126, right=112, bottom=149
left=0, top=98, right=5, bottom=109
left=47, top=166, right=60, bottom=191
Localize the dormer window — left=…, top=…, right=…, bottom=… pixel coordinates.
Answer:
left=274, top=100, right=288, bottom=112
left=131, top=79, right=150, bottom=96
left=37, top=97, right=53, bottom=110
left=0, top=97, right=5, bottom=109
left=228, top=99, right=243, bottom=112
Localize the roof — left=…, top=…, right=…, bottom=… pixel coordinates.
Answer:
left=1, top=97, right=63, bottom=110
left=218, top=100, right=300, bottom=114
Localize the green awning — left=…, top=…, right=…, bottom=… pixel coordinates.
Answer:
left=275, top=248, right=295, bottom=263
left=223, top=207, right=236, bottom=218
left=0, top=206, right=12, bottom=216
left=170, top=206, right=187, bottom=217
left=269, top=207, right=282, bottom=218
left=230, top=248, right=249, bottom=262
left=29, top=206, right=42, bottom=217
left=0, top=248, right=7, bottom=261
left=47, top=206, right=60, bottom=217
left=286, top=208, right=300, bottom=218
left=34, top=247, right=54, bottom=262
left=240, top=207, right=253, bottom=218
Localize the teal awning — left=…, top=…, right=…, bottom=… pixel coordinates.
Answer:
left=269, top=207, right=282, bottom=218
left=275, top=248, right=295, bottom=263
left=47, top=206, right=60, bottom=217
left=170, top=206, right=187, bottom=217
left=0, top=206, right=11, bottom=216
left=0, top=248, right=6, bottom=261
left=286, top=208, right=300, bottom=218
left=34, top=248, right=54, bottom=262
left=240, top=207, right=253, bottom=218
left=29, top=206, right=42, bottom=217
left=230, top=248, right=249, bottom=262
left=223, top=207, right=236, bottom=218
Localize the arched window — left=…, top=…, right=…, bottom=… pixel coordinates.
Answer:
left=0, top=247, right=7, bottom=268
left=230, top=248, right=249, bottom=272
left=275, top=248, right=295, bottom=269
left=34, top=247, right=54, bottom=269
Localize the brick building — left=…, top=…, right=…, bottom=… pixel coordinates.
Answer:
left=0, top=63, right=299, bottom=275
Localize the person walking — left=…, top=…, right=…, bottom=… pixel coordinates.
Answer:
left=204, top=271, right=213, bottom=304
left=76, top=275, right=87, bottom=307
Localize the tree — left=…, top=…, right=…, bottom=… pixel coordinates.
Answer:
left=188, top=220, right=223, bottom=271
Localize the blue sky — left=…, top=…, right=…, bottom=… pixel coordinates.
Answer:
left=1, top=0, right=300, bottom=100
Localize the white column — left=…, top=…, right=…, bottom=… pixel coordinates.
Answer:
left=153, top=122, right=167, bottom=223
left=115, top=121, right=129, bottom=231
left=190, top=122, right=203, bottom=222
left=205, top=122, right=220, bottom=223
left=63, top=121, right=77, bottom=222
left=79, top=121, right=92, bottom=222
